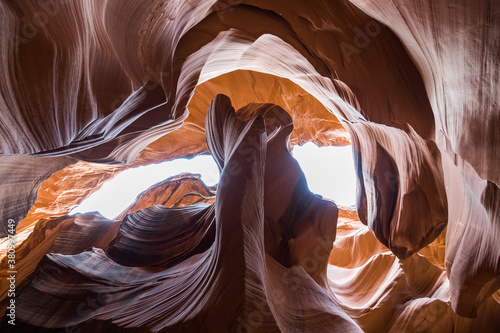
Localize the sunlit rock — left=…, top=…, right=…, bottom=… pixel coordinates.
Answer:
left=0, top=0, right=498, bottom=331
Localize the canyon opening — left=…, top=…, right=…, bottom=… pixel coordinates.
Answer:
left=0, top=1, right=498, bottom=332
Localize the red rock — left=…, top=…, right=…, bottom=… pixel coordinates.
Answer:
left=0, top=0, right=498, bottom=331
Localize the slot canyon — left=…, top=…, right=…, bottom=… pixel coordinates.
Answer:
left=0, top=0, right=499, bottom=332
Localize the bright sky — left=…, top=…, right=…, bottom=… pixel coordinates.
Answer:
left=70, top=142, right=357, bottom=219
left=292, top=143, right=357, bottom=206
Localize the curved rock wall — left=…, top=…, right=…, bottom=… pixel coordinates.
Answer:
left=0, top=0, right=498, bottom=331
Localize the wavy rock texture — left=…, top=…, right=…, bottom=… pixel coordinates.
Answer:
left=0, top=0, right=498, bottom=331
left=0, top=156, right=74, bottom=237
left=0, top=172, right=216, bottom=316
left=188, top=70, right=351, bottom=147
left=116, top=173, right=216, bottom=220
left=0, top=213, right=121, bottom=313
left=4, top=96, right=363, bottom=332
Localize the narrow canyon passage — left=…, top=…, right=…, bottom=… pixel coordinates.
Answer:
left=0, top=0, right=498, bottom=332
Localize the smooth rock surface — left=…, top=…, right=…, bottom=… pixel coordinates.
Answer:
left=0, top=0, right=498, bottom=331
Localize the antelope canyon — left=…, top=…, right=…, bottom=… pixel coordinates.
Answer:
left=0, top=0, right=499, bottom=332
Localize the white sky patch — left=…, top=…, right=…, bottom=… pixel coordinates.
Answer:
left=70, top=155, right=220, bottom=219
left=70, top=143, right=357, bottom=219
left=292, top=143, right=357, bottom=206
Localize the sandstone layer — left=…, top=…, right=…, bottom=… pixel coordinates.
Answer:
left=0, top=0, right=498, bottom=332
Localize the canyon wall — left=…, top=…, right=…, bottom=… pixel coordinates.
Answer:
left=0, top=0, right=498, bottom=331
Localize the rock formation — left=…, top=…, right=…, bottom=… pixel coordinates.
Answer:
left=0, top=0, right=498, bottom=331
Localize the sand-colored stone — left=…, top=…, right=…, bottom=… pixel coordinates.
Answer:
left=0, top=0, right=498, bottom=331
